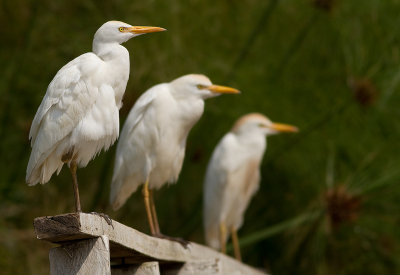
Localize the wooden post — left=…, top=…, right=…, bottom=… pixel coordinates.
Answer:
left=34, top=213, right=266, bottom=275
left=49, top=236, right=110, bottom=275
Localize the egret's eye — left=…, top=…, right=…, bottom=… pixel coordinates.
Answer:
left=196, top=84, right=207, bottom=90
left=119, top=27, right=125, bottom=32
left=258, top=123, right=267, bottom=128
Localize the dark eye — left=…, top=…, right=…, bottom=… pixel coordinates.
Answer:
left=196, top=84, right=207, bottom=89
left=119, top=27, right=125, bottom=32
left=258, top=123, right=267, bottom=128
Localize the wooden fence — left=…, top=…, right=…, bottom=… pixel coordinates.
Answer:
left=34, top=213, right=267, bottom=274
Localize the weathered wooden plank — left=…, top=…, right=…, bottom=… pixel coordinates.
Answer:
left=162, top=259, right=221, bottom=275
left=49, top=236, right=111, bottom=275
left=112, top=262, right=160, bottom=275
left=35, top=213, right=266, bottom=275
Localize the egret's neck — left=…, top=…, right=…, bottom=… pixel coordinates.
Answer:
left=93, top=41, right=129, bottom=63
left=170, top=92, right=204, bottom=139
left=236, top=130, right=267, bottom=154
left=92, top=40, right=130, bottom=108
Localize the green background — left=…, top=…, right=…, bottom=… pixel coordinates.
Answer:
left=1, top=0, right=400, bottom=274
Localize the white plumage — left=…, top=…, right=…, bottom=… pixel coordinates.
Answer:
left=27, top=52, right=118, bottom=184
left=110, top=74, right=239, bottom=238
left=26, top=21, right=165, bottom=211
left=203, top=113, right=298, bottom=258
left=110, top=74, right=240, bottom=210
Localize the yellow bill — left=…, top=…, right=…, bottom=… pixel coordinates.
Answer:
left=127, top=26, right=166, bottom=34
left=207, top=85, right=240, bottom=94
left=270, top=122, right=299, bottom=133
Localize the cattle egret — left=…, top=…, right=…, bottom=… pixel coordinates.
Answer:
left=203, top=113, right=298, bottom=260
left=110, top=74, right=240, bottom=242
left=26, top=21, right=166, bottom=213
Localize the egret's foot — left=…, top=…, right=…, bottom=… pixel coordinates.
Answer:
left=90, top=212, right=113, bottom=227
left=152, top=233, right=190, bottom=248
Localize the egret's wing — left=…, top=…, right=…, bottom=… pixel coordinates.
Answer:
left=29, top=53, right=100, bottom=143
left=110, top=84, right=162, bottom=210
left=27, top=53, right=103, bottom=184
left=227, top=158, right=261, bottom=230
left=121, top=85, right=160, bottom=139
left=113, top=84, right=159, bottom=174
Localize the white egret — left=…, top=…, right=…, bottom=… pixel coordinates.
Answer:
left=26, top=21, right=166, bottom=213
left=110, top=74, right=240, bottom=242
left=203, top=113, right=298, bottom=260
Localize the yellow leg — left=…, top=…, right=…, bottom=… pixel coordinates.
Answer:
left=143, top=186, right=189, bottom=247
left=142, top=178, right=156, bottom=235
left=149, top=189, right=161, bottom=235
left=219, top=223, right=227, bottom=254
left=231, top=227, right=242, bottom=261
left=69, top=161, right=82, bottom=213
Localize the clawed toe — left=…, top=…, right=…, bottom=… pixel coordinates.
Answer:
left=90, top=212, right=113, bottom=227
left=152, top=233, right=190, bottom=248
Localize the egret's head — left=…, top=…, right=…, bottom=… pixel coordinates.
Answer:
left=232, top=113, right=298, bottom=137
left=94, top=21, right=166, bottom=44
left=170, top=74, right=240, bottom=99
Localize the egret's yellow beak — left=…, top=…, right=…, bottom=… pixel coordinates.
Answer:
left=207, top=85, right=240, bottom=94
left=127, top=26, right=166, bottom=34
left=270, top=122, right=299, bottom=133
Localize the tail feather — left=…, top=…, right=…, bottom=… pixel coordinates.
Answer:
left=205, top=224, right=220, bottom=250
left=110, top=174, right=141, bottom=210
left=26, top=149, right=64, bottom=186
left=26, top=136, right=66, bottom=185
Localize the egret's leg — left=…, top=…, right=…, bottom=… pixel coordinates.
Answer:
left=69, top=161, right=82, bottom=213
left=231, top=227, right=242, bottom=261
left=142, top=178, right=156, bottom=235
left=149, top=189, right=161, bottom=235
left=148, top=189, right=189, bottom=248
left=219, top=223, right=227, bottom=254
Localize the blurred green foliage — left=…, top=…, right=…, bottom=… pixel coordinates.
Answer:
left=1, top=0, right=400, bottom=274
